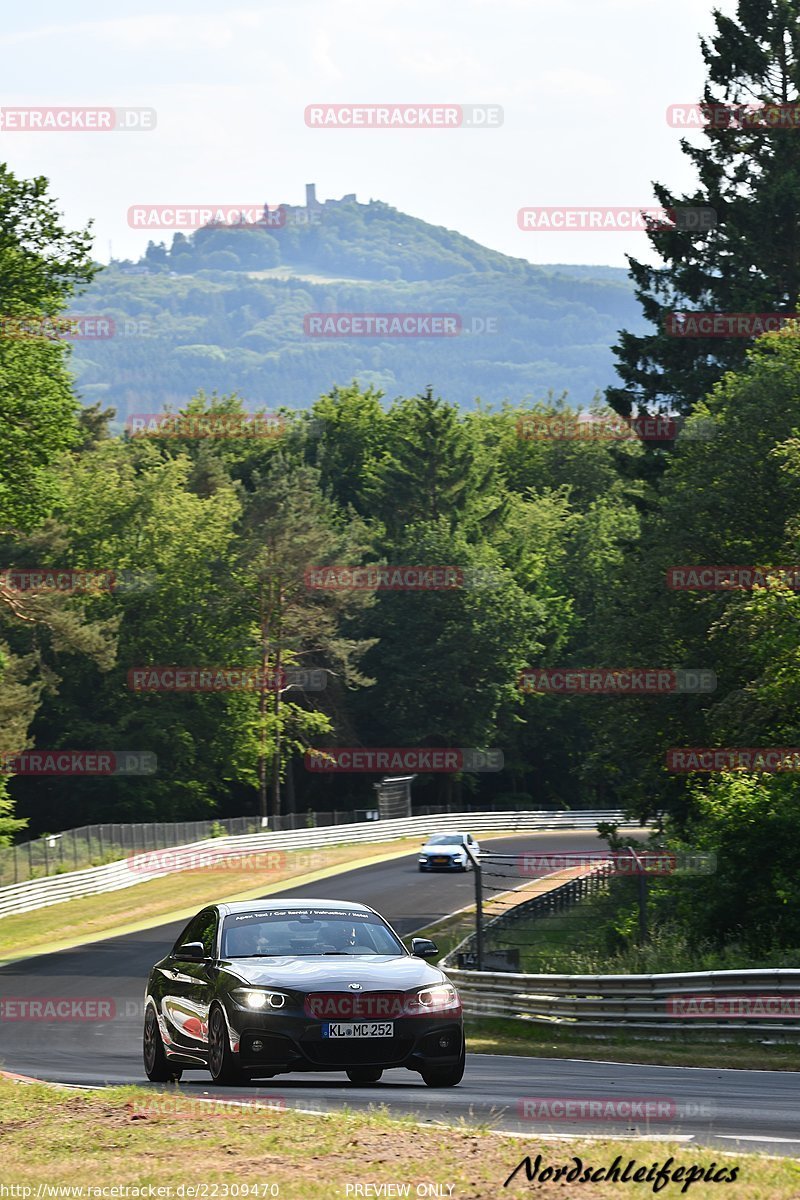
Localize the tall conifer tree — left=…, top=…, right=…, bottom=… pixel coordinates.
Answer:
left=608, top=0, right=800, bottom=418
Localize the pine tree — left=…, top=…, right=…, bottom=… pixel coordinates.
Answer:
left=366, top=387, right=502, bottom=541
left=607, top=0, right=800, bottom=418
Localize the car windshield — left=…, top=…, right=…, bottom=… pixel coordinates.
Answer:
left=221, top=907, right=405, bottom=957
left=427, top=835, right=465, bottom=845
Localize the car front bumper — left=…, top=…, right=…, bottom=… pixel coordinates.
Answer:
left=419, top=857, right=467, bottom=870
left=231, top=1011, right=464, bottom=1075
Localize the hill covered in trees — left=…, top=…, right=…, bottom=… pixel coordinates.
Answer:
left=68, top=193, right=646, bottom=424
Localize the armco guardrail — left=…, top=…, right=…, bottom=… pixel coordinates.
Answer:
left=0, top=809, right=628, bottom=920
left=447, top=966, right=800, bottom=1038
left=2, top=809, right=396, bottom=886
left=1, top=815, right=263, bottom=887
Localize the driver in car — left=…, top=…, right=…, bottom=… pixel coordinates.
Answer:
left=328, top=923, right=368, bottom=952
left=225, top=926, right=259, bottom=957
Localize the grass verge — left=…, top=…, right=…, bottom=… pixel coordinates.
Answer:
left=0, top=829, right=531, bottom=963
left=0, top=1076, right=794, bottom=1199
left=0, top=839, right=419, bottom=962
left=416, top=882, right=800, bottom=976
left=465, top=1017, right=800, bottom=1071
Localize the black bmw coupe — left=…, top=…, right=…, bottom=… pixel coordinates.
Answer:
left=143, top=898, right=465, bottom=1087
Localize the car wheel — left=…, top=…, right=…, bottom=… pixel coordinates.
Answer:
left=345, top=1067, right=383, bottom=1084
left=418, top=865, right=426, bottom=872
left=420, top=1044, right=465, bottom=1088
left=143, top=1006, right=183, bottom=1083
left=208, top=1003, right=245, bottom=1086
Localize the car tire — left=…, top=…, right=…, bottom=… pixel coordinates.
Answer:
left=143, top=1005, right=183, bottom=1083
left=420, top=1044, right=465, bottom=1088
left=418, top=865, right=426, bottom=872
left=345, top=1067, right=383, bottom=1084
left=208, top=1003, right=245, bottom=1086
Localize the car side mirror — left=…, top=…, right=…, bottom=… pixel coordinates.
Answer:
left=410, top=937, right=439, bottom=959
left=176, top=941, right=206, bottom=962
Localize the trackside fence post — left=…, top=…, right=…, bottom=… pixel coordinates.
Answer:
left=466, top=844, right=483, bottom=971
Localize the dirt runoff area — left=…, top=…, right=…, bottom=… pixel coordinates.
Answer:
left=0, top=1076, right=795, bottom=1200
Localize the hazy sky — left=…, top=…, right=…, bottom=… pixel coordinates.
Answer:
left=0, top=0, right=732, bottom=268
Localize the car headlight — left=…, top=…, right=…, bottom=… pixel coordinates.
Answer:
left=412, top=984, right=461, bottom=1013
left=232, top=988, right=287, bottom=1010
left=419, top=855, right=428, bottom=861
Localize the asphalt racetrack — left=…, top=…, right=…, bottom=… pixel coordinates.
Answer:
left=2, top=830, right=799, bottom=1155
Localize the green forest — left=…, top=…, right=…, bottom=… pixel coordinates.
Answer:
left=4, top=0, right=800, bottom=967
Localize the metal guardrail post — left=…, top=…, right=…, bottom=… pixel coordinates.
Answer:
left=626, top=848, right=649, bottom=943
left=466, top=844, right=483, bottom=971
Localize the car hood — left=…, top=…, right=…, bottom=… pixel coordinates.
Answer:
left=221, top=954, right=448, bottom=991
left=421, top=843, right=464, bottom=853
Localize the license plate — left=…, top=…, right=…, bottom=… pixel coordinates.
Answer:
left=433, top=856, right=449, bottom=864
left=322, top=1022, right=394, bottom=1038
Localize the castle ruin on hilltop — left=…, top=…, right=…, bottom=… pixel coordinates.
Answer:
left=256, top=185, right=359, bottom=226
left=304, top=183, right=357, bottom=208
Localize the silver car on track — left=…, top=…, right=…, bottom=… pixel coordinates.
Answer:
left=418, top=831, right=480, bottom=872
